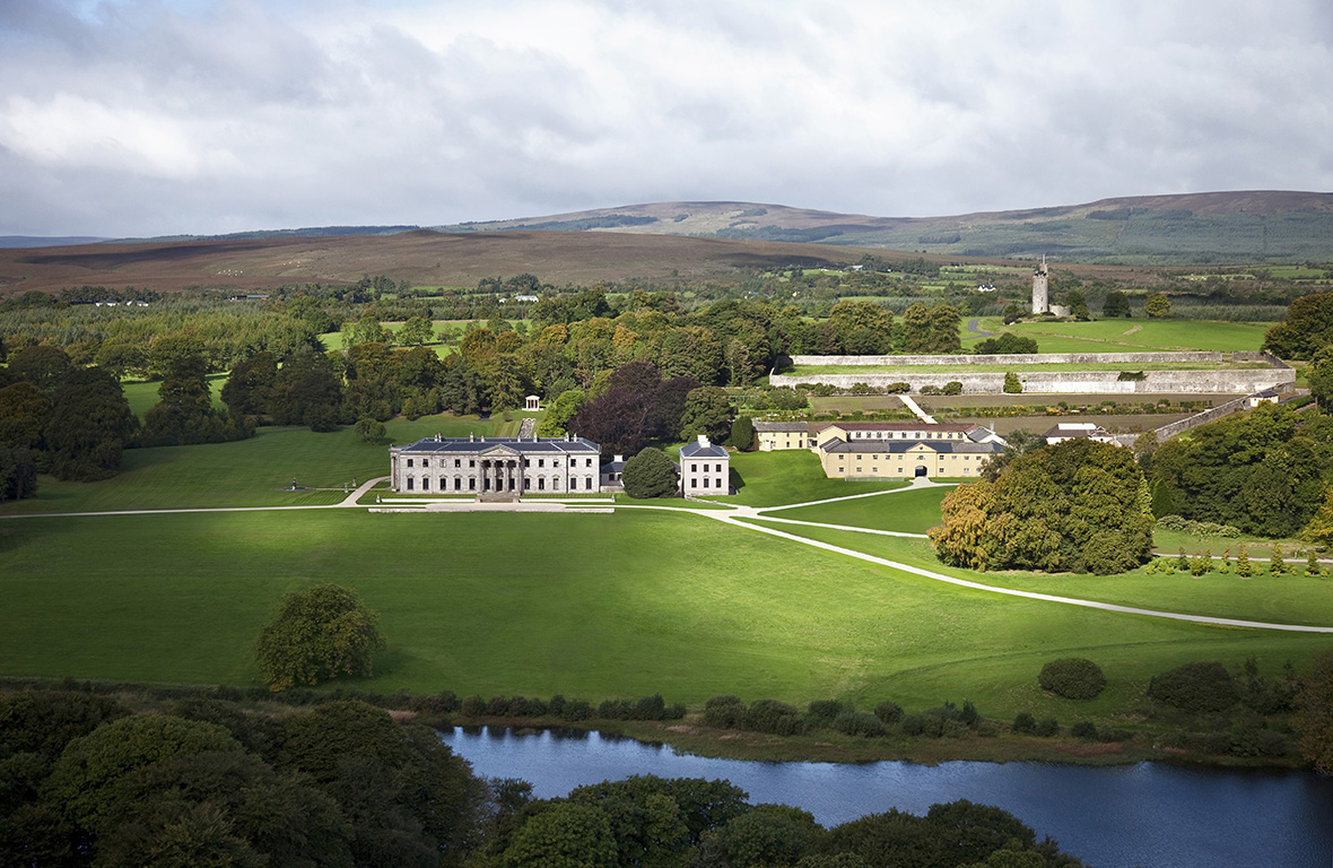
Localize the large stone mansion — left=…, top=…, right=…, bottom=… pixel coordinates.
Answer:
left=390, top=433, right=602, bottom=496
left=388, top=433, right=732, bottom=496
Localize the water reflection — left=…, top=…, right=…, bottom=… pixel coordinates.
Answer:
left=441, top=726, right=1333, bottom=868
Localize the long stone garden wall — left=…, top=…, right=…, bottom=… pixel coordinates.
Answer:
left=771, top=369, right=1295, bottom=395
left=774, top=351, right=1294, bottom=395
left=789, top=351, right=1265, bottom=366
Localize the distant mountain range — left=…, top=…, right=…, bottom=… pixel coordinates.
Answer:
left=5, top=191, right=1332, bottom=263
left=436, top=190, right=1333, bottom=264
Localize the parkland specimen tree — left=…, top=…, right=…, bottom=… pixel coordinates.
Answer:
left=622, top=446, right=679, bottom=498
left=256, top=584, right=384, bottom=691
left=930, top=439, right=1154, bottom=574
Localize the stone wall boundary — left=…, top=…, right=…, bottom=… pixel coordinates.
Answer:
left=789, top=351, right=1230, bottom=367
left=770, top=368, right=1295, bottom=395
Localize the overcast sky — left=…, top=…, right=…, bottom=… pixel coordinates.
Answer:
left=2, top=0, right=1331, bottom=237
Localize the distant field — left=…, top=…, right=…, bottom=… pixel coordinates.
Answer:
left=964, top=318, right=1275, bottom=353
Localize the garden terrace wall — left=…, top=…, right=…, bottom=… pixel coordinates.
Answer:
left=790, top=351, right=1249, bottom=367
left=771, top=369, right=1295, bottom=395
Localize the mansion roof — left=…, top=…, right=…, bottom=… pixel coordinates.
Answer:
left=392, top=435, right=600, bottom=456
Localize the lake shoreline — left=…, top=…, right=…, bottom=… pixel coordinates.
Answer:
left=422, top=713, right=1312, bottom=772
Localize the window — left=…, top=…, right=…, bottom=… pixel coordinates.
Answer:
left=469, top=459, right=475, bottom=468
left=469, top=478, right=476, bottom=490
left=538, top=458, right=545, bottom=468
left=422, top=478, right=429, bottom=490
left=703, top=478, right=709, bottom=488
left=406, top=458, right=414, bottom=468
left=586, top=458, right=593, bottom=467
left=406, top=477, right=414, bottom=490
left=690, top=478, right=697, bottom=488
left=553, top=459, right=560, bottom=467
left=553, top=478, right=561, bottom=490
left=422, top=458, right=429, bottom=467
left=454, top=458, right=461, bottom=468
left=586, top=478, right=593, bottom=490
left=715, top=463, right=722, bottom=472
left=454, top=478, right=461, bottom=491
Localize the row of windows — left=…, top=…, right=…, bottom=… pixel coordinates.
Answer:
left=685, top=462, right=725, bottom=473
left=688, top=477, right=726, bottom=489
left=404, top=476, right=598, bottom=491
left=403, top=456, right=595, bottom=469
left=848, top=431, right=959, bottom=440
left=845, top=454, right=976, bottom=461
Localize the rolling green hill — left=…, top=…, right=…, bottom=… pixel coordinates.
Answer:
left=438, top=191, right=1333, bottom=265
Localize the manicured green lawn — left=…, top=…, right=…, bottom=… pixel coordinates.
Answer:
left=3, top=424, right=1330, bottom=730
left=726, top=450, right=906, bottom=507
left=763, top=485, right=951, bottom=534
left=4, top=507, right=1327, bottom=726
left=746, top=522, right=1333, bottom=629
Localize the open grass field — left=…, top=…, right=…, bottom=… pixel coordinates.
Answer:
left=964, top=318, right=1275, bottom=353
left=2, top=424, right=1330, bottom=730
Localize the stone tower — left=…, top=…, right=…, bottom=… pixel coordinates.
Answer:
left=1031, top=254, right=1049, bottom=314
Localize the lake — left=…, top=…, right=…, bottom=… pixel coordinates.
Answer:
left=441, top=726, right=1333, bottom=868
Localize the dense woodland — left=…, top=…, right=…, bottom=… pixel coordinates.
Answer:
left=0, top=690, right=1088, bottom=868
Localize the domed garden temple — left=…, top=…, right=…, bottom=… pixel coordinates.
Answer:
left=389, top=433, right=601, bottom=499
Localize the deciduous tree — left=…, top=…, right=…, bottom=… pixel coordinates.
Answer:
left=255, top=584, right=384, bottom=691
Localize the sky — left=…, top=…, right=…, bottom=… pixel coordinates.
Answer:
left=2, top=0, right=1331, bottom=237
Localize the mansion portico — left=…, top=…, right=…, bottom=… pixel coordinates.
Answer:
left=390, top=433, right=601, bottom=496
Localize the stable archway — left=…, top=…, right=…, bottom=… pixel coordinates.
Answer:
left=914, top=465, right=929, bottom=478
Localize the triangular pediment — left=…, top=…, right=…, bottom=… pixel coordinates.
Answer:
left=480, top=443, right=521, bottom=457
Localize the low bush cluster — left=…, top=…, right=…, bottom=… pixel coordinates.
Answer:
left=1146, top=662, right=1240, bottom=713
left=703, top=695, right=977, bottom=740
left=457, top=692, right=685, bottom=722
left=1038, top=658, right=1107, bottom=700
left=1154, top=515, right=1242, bottom=537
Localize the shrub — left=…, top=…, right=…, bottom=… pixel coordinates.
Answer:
left=1099, top=728, right=1132, bottom=743
left=833, top=711, right=885, bottom=738
left=744, top=699, right=803, bottom=734
left=1033, top=718, right=1059, bottom=737
left=562, top=699, right=592, bottom=721
left=1038, top=658, right=1107, bottom=700
left=486, top=696, right=512, bottom=716
left=704, top=695, right=745, bottom=728
left=1070, top=721, right=1099, bottom=740
left=807, top=699, right=845, bottom=723
left=1147, top=661, right=1240, bottom=713
left=884, top=382, right=911, bottom=394
left=461, top=695, right=485, bottom=717
left=900, top=714, right=926, bottom=736
left=409, top=691, right=459, bottom=714
left=1012, top=712, right=1036, bottom=733
left=597, top=699, right=631, bottom=720
left=942, top=380, right=963, bottom=395
left=630, top=694, right=665, bottom=721
left=874, top=700, right=903, bottom=725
